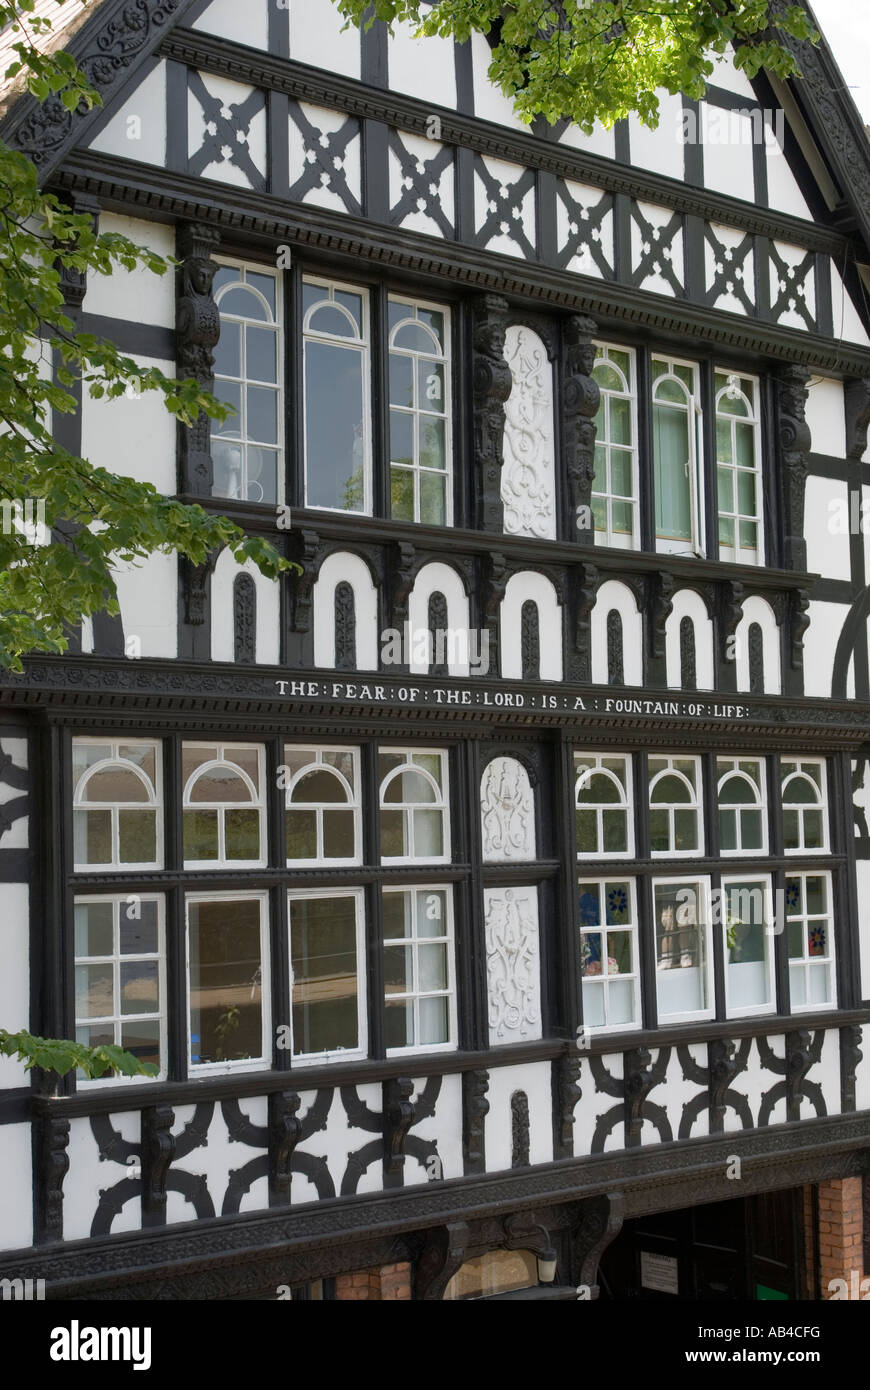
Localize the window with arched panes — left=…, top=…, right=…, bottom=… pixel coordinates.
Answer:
left=378, top=750, right=449, bottom=863
left=592, top=345, right=638, bottom=548
left=302, top=277, right=371, bottom=513
left=388, top=297, right=451, bottom=525
left=212, top=261, right=282, bottom=505
left=648, top=756, right=702, bottom=855
left=716, top=757, right=767, bottom=854
left=714, top=370, right=762, bottom=565
left=781, top=759, right=828, bottom=853
left=283, top=746, right=361, bottom=865
left=72, top=739, right=162, bottom=870
left=182, top=743, right=266, bottom=867
left=574, top=753, right=633, bottom=857
left=651, top=356, right=704, bottom=556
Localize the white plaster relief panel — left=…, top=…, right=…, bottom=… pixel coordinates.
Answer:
left=483, top=887, right=542, bottom=1046
left=480, top=757, right=536, bottom=862
left=501, top=325, right=557, bottom=538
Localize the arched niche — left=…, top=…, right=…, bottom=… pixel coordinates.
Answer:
left=312, top=550, right=378, bottom=670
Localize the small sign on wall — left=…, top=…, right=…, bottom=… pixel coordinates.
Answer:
left=640, top=1251, right=679, bottom=1295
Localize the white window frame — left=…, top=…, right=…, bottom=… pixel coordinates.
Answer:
left=573, top=751, right=634, bottom=859
left=379, top=748, right=450, bottom=865
left=781, top=757, right=829, bottom=855
left=714, top=369, right=763, bottom=565
left=283, top=745, right=362, bottom=867
left=652, top=354, right=705, bottom=558
left=185, top=890, right=271, bottom=1075
left=287, top=886, right=368, bottom=1066
left=591, top=343, right=639, bottom=549
left=72, top=736, right=163, bottom=872
left=182, top=742, right=267, bottom=870
left=651, top=874, right=715, bottom=1024
left=785, top=871, right=836, bottom=1013
left=577, top=876, right=641, bottom=1034
left=388, top=295, right=453, bottom=526
left=302, top=276, right=372, bottom=515
left=74, top=893, right=167, bottom=1086
left=212, top=258, right=284, bottom=506
left=716, top=756, right=768, bottom=856
left=648, top=755, right=704, bottom=858
left=720, top=873, right=776, bottom=1019
left=383, top=884, right=458, bottom=1057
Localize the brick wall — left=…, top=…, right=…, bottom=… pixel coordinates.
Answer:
left=335, top=1262, right=412, bottom=1301
left=815, top=1178, right=868, bottom=1299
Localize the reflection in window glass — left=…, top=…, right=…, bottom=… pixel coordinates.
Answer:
left=653, top=878, right=712, bottom=1020
left=187, top=895, right=267, bottom=1068
left=303, top=279, right=370, bottom=513
left=722, top=877, right=774, bottom=1014
left=212, top=261, right=282, bottom=506
left=717, top=757, right=766, bottom=854
left=715, top=370, right=762, bottom=564
left=379, top=749, right=449, bottom=862
left=389, top=298, right=451, bottom=525
left=383, top=887, right=455, bottom=1052
left=284, top=746, right=361, bottom=864
left=574, top=752, right=633, bottom=856
left=74, top=896, right=164, bottom=1080
left=592, top=345, right=637, bottom=548
left=289, top=891, right=365, bottom=1059
left=649, top=756, right=702, bottom=855
left=72, top=738, right=161, bottom=870
left=182, top=743, right=265, bottom=867
left=578, top=879, right=639, bottom=1029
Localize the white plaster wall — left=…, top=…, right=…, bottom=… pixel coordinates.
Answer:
left=211, top=552, right=280, bottom=665
left=111, top=552, right=178, bottom=659
left=85, top=215, right=175, bottom=328
left=772, top=240, right=816, bottom=331
left=288, top=102, right=362, bottom=212
left=168, top=1100, right=269, bottom=1221
left=805, top=376, right=845, bottom=459
left=735, top=596, right=781, bottom=695
left=558, top=120, right=615, bottom=161
left=483, top=1061, right=553, bottom=1172
left=81, top=354, right=175, bottom=495
left=802, top=600, right=845, bottom=698
left=408, top=562, right=471, bottom=677
left=855, top=1025, right=870, bottom=1110
left=0, top=883, right=29, bottom=1090
left=403, top=1074, right=463, bottom=1186
left=88, top=59, right=167, bottom=168
left=312, top=551, right=379, bottom=671
left=556, top=179, right=614, bottom=277
left=628, top=93, right=685, bottom=181
left=290, top=1084, right=382, bottom=1205
left=665, top=589, right=714, bottom=690
left=640, top=1044, right=708, bottom=1144
left=591, top=579, right=643, bottom=685
left=830, top=266, right=870, bottom=347
left=0, top=737, right=28, bottom=852
left=765, top=118, right=813, bottom=219
left=388, top=130, right=454, bottom=237
left=804, top=477, right=850, bottom=581
left=705, top=221, right=755, bottom=315
left=0, top=1125, right=33, bottom=1251
left=709, top=47, right=758, bottom=99
left=573, top=1052, right=624, bottom=1156
left=723, top=1035, right=787, bottom=1130
left=500, top=572, right=562, bottom=681
left=700, top=103, right=755, bottom=201
left=470, top=31, right=527, bottom=129
left=856, top=861, right=870, bottom=1004
left=388, top=26, right=456, bottom=108
left=193, top=0, right=270, bottom=48
left=798, top=1029, right=840, bottom=1119
left=289, top=0, right=361, bottom=78
left=64, top=1111, right=141, bottom=1241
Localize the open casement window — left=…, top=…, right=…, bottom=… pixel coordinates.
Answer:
left=717, top=757, right=768, bottom=855
left=786, top=873, right=835, bottom=1010
left=388, top=297, right=452, bottom=526
left=578, top=878, right=640, bottom=1031
left=781, top=759, right=828, bottom=854
left=574, top=752, right=634, bottom=857
left=379, top=749, right=450, bottom=863
left=653, top=877, right=714, bottom=1022
left=72, top=738, right=162, bottom=871
left=383, top=886, right=456, bottom=1054
left=649, top=756, right=703, bottom=856
left=721, top=876, right=775, bottom=1017
left=591, top=345, right=638, bottom=549
left=303, top=277, right=371, bottom=514
left=287, top=888, right=367, bottom=1063
left=283, top=746, right=362, bottom=866
left=211, top=260, right=283, bottom=506
left=74, top=896, right=166, bottom=1082
left=186, top=893, right=270, bottom=1072
left=182, top=743, right=266, bottom=868
left=715, top=370, right=763, bottom=565
left=652, top=356, right=704, bottom=557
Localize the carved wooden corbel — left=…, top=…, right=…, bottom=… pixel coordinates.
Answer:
left=414, top=1222, right=469, bottom=1300
left=289, top=530, right=322, bottom=634
left=649, top=571, right=675, bottom=659
left=176, top=222, right=221, bottom=497
left=845, top=377, right=870, bottom=460
left=269, top=1090, right=302, bottom=1205
left=775, top=364, right=812, bottom=571
left=790, top=587, right=811, bottom=669
left=472, top=294, right=512, bottom=532
left=34, top=1108, right=69, bottom=1245
left=554, top=1051, right=583, bottom=1160
left=562, top=314, right=600, bottom=544
left=141, top=1103, right=176, bottom=1229
left=383, top=1076, right=415, bottom=1178
left=462, top=1068, right=489, bottom=1176
left=708, top=1038, right=739, bottom=1133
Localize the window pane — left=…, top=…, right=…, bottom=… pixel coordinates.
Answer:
left=419, top=995, right=448, bottom=1044
left=654, top=404, right=691, bottom=540
left=184, top=809, right=219, bottom=861
left=655, top=883, right=708, bottom=1016
left=389, top=353, right=414, bottom=409
left=189, top=765, right=252, bottom=804
left=419, top=470, right=446, bottom=526
left=75, top=902, right=114, bottom=957
left=741, top=809, right=762, bottom=847
left=419, top=944, right=447, bottom=991
left=390, top=465, right=414, bottom=520
left=417, top=889, right=446, bottom=936
left=322, top=809, right=356, bottom=860
left=607, top=977, right=634, bottom=1025
left=120, top=901, right=158, bottom=955
left=246, top=326, right=277, bottom=383
left=76, top=964, right=113, bottom=1018
left=576, top=809, right=597, bottom=853
left=383, top=892, right=412, bottom=939
left=419, top=415, right=445, bottom=471
left=84, top=767, right=149, bottom=803
left=385, top=998, right=411, bottom=1049
left=286, top=809, right=317, bottom=860
left=380, top=809, right=405, bottom=857
left=247, top=385, right=278, bottom=444
left=413, top=809, right=443, bottom=857
left=120, top=961, right=159, bottom=1016
left=649, top=809, right=669, bottom=853
left=121, top=1019, right=160, bottom=1069
left=610, top=397, right=631, bottom=446
left=602, top=810, right=627, bottom=853
left=390, top=409, right=413, bottom=465
left=783, top=809, right=799, bottom=850
left=214, top=321, right=241, bottom=378
left=384, top=944, right=412, bottom=991
left=674, top=809, right=698, bottom=851
left=188, top=898, right=263, bottom=1065
left=290, top=896, right=360, bottom=1056
left=802, top=810, right=823, bottom=849
left=720, top=808, right=736, bottom=851
left=419, top=360, right=445, bottom=409
left=305, top=341, right=366, bottom=510
left=225, top=808, right=261, bottom=860
left=118, top=809, right=156, bottom=864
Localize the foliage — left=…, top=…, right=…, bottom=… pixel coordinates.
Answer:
left=0, top=1027, right=158, bottom=1080
left=336, top=0, right=819, bottom=131
left=0, top=0, right=295, bottom=673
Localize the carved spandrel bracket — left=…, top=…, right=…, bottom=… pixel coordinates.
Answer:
left=571, top=1192, right=625, bottom=1295
left=571, top=562, right=600, bottom=684
left=790, top=587, right=811, bottom=669
left=624, top=1047, right=654, bottom=1146
left=472, top=294, right=512, bottom=532
left=414, top=1221, right=469, bottom=1300
left=269, top=1090, right=302, bottom=1205
left=141, top=1103, right=176, bottom=1229
left=649, top=572, right=674, bottom=660
left=176, top=221, right=221, bottom=497
left=554, top=1051, right=583, bottom=1160
left=35, top=1110, right=69, bottom=1245
left=839, top=1025, right=863, bottom=1113
left=462, top=1068, right=489, bottom=1176
left=383, top=1076, right=415, bottom=1179
left=775, top=364, right=812, bottom=571
left=708, top=1038, right=739, bottom=1133
left=289, top=530, right=322, bottom=634
left=389, top=540, right=417, bottom=633
left=562, top=314, right=600, bottom=545
left=845, top=377, right=870, bottom=460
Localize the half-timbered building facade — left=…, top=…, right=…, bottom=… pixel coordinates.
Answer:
left=1, top=0, right=869, bottom=1300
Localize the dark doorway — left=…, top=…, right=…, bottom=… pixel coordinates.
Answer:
left=599, top=1189, right=803, bottom=1300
